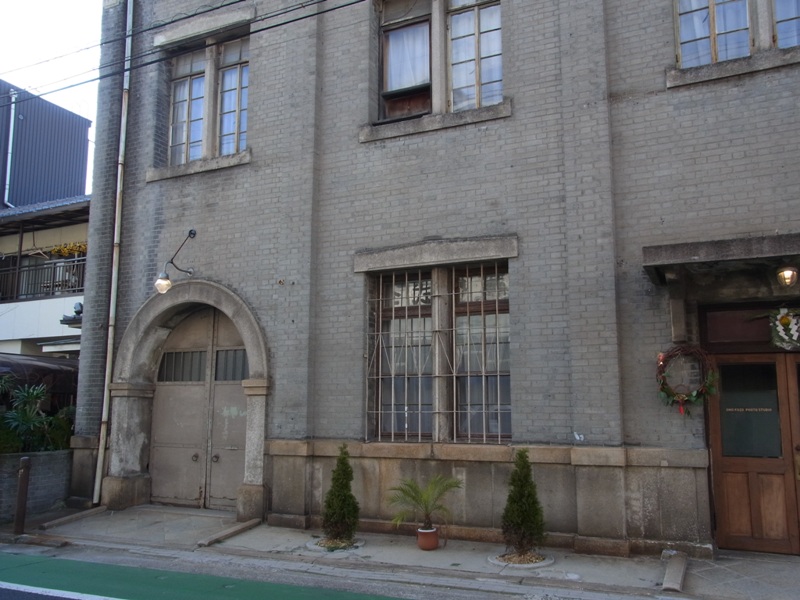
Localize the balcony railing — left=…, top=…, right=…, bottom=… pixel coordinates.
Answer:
left=0, top=256, right=86, bottom=303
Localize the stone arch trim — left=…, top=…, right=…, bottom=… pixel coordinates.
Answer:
left=113, top=279, right=268, bottom=383
left=105, top=279, right=269, bottom=519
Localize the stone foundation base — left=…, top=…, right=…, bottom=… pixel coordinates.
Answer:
left=267, top=512, right=310, bottom=529
left=101, top=475, right=151, bottom=510
left=236, top=483, right=266, bottom=522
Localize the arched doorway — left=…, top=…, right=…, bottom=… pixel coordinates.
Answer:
left=150, top=307, right=248, bottom=509
left=103, top=280, right=269, bottom=520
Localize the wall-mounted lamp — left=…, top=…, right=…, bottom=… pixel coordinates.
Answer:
left=776, top=266, right=798, bottom=288
left=154, top=229, right=196, bottom=294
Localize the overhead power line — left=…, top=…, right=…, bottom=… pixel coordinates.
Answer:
left=0, top=0, right=364, bottom=112
left=0, top=0, right=248, bottom=81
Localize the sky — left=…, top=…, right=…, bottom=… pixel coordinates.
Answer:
left=0, top=0, right=103, bottom=193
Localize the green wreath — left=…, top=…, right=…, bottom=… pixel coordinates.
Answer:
left=656, top=345, right=717, bottom=416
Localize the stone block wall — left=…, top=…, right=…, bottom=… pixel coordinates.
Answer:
left=267, top=441, right=712, bottom=557
left=0, top=451, right=72, bottom=523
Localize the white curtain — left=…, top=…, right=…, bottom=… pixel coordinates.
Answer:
left=385, top=23, right=430, bottom=91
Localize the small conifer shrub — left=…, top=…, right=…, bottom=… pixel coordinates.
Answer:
left=321, top=444, right=360, bottom=546
left=501, top=448, right=545, bottom=555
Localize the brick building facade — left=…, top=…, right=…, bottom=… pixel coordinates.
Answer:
left=73, top=0, right=800, bottom=556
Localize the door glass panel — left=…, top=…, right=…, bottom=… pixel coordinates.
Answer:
left=719, top=364, right=782, bottom=458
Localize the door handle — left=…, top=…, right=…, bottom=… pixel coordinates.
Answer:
left=191, top=453, right=199, bottom=462
left=212, top=454, right=220, bottom=463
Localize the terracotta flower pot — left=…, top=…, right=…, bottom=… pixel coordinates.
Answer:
left=416, top=527, right=439, bottom=550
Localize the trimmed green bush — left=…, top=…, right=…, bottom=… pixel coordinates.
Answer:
left=501, top=448, right=545, bottom=555
left=321, top=444, right=360, bottom=543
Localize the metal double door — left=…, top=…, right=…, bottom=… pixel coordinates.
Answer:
left=150, top=308, right=246, bottom=510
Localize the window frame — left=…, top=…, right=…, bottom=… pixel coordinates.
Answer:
left=376, top=0, right=503, bottom=124
left=380, top=17, right=433, bottom=121
left=675, top=0, right=800, bottom=71
left=167, top=37, right=250, bottom=167
left=775, top=0, right=800, bottom=48
left=367, top=262, right=510, bottom=444
left=447, top=0, right=503, bottom=112
left=676, top=0, right=752, bottom=68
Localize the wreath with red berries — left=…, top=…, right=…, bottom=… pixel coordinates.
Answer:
left=656, top=345, right=717, bottom=416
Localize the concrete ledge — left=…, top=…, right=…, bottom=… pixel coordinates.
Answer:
left=268, top=440, right=311, bottom=457
left=527, top=446, right=572, bottom=464
left=358, top=99, right=512, bottom=143
left=354, top=235, right=518, bottom=273
left=629, top=538, right=714, bottom=559
left=572, top=447, right=626, bottom=467
left=661, top=550, right=688, bottom=592
left=39, top=506, right=107, bottom=530
left=267, top=513, right=310, bottom=529
left=574, top=536, right=630, bottom=557
left=197, top=518, right=261, bottom=548
left=146, top=150, right=251, bottom=182
left=434, top=444, right=511, bottom=462
left=153, top=5, right=256, bottom=47
left=626, top=447, right=709, bottom=468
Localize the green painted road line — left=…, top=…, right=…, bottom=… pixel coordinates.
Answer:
left=0, top=553, right=397, bottom=600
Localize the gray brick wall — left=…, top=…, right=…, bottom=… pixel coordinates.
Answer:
left=0, top=451, right=72, bottom=522
left=81, top=0, right=800, bottom=457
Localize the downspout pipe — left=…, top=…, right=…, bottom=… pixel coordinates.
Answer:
left=4, top=89, right=17, bottom=208
left=93, top=0, right=133, bottom=505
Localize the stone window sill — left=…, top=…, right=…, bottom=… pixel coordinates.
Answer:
left=666, top=47, right=800, bottom=88
left=146, top=150, right=251, bottom=182
left=358, top=98, right=512, bottom=143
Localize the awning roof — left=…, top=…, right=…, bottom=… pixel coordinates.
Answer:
left=642, top=232, right=800, bottom=285
left=0, top=196, right=90, bottom=237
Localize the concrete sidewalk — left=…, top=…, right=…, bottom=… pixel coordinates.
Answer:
left=2, top=505, right=799, bottom=599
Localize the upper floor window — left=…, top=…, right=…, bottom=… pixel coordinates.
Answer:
left=169, top=38, right=249, bottom=166
left=450, top=0, right=502, bottom=111
left=678, top=0, right=750, bottom=68
left=676, top=1, right=800, bottom=69
left=776, top=0, right=800, bottom=48
left=379, top=0, right=502, bottom=122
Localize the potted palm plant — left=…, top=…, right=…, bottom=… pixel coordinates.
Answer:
left=389, top=473, right=462, bottom=550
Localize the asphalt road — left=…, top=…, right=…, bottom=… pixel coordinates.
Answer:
left=0, top=553, right=397, bottom=600
left=0, top=542, right=658, bottom=600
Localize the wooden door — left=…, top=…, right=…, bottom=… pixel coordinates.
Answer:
left=709, top=354, right=800, bottom=554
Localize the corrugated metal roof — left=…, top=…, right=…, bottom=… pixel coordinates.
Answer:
left=0, top=194, right=90, bottom=236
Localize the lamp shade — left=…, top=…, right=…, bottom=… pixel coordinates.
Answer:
left=154, top=273, right=172, bottom=294
left=777, top=266, right=798, bottom=288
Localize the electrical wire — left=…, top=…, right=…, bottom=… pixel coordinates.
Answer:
left=0, top=0, right=363, bottom=111
left=0, top=0, right=248, bottom=80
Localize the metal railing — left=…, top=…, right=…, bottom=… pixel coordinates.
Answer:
left=0, top=256, right=86, bottom=302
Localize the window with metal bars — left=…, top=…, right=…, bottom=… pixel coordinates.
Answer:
left=157, top=351, right=207, bottom=382
left=366, top=262, right=510, bottom=443
left=215, top=349, right=249, bottom=381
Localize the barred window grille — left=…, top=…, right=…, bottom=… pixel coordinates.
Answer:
left=158, top=351, right=207, bottom=382
left=367, top=262, right=510, bottom=443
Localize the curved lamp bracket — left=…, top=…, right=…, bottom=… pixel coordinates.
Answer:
left=154, top=229, right=196, bottom=294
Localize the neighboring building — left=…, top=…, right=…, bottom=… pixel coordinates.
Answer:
left=76, top=0, right=800, bottom=557
left=0, top=79, right=90, bottom=359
